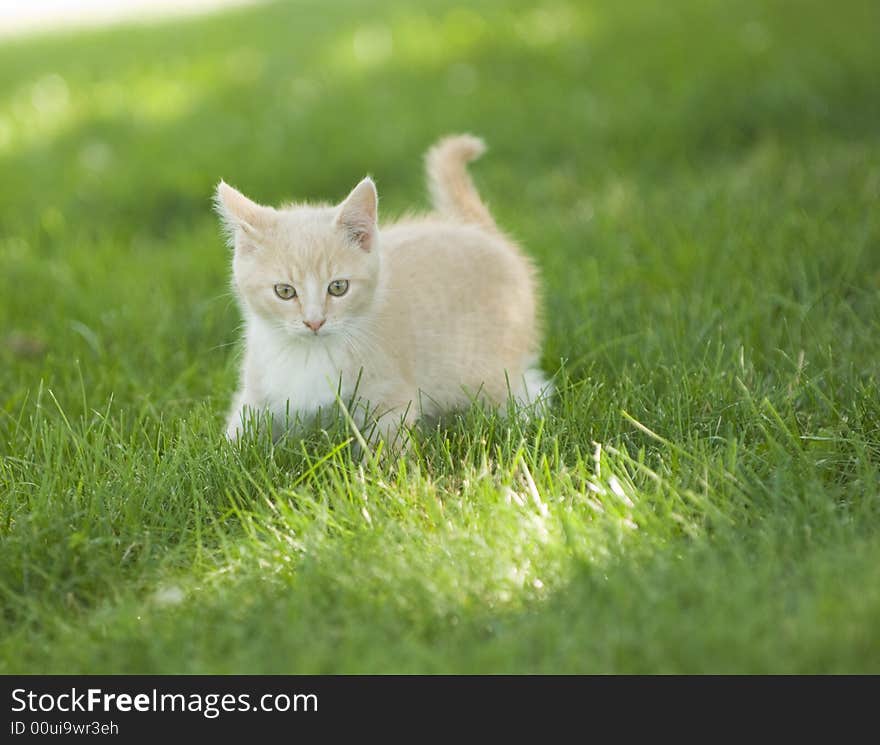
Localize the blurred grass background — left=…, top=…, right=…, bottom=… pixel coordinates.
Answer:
left=0, top=0, right=878, bottom=672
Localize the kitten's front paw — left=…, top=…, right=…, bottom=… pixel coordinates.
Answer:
left=370, top=408, right=418, bottom=461
left=225, top=418, right=243, bottom=442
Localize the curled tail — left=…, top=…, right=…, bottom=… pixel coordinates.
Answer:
left=425, top=134, right=497, bottom=231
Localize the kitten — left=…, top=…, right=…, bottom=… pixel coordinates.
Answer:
left=216, top=134, right=551, bottom=447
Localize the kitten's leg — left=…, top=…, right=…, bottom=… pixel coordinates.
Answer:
left=371, top=397, right=420, bottom=457
left=521, top=367, right=554, bottom=408
left=225, top=390, right=261, bottom=441
left=507, top=365, right=554, bottom=420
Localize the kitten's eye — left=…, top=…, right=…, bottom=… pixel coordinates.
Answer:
left=274, top=283, right=296, bottom=300
left=328, top=279, right=349, bottom=297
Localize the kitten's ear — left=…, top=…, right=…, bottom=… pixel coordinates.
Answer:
left=214, top=181, right=271, bottom=248
left=335, top=177, right=378, bottom=251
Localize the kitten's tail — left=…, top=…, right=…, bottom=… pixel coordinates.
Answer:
left=425, top=134, right=497, bottom=231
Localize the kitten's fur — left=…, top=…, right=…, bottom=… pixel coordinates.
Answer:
left=216, top=135, right=551, bottom=446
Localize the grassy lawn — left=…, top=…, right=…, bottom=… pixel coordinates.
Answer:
left=1, top=0, right=879, bottom=674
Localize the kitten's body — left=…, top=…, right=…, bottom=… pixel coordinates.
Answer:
left=218, top=135, right=550, bottom=445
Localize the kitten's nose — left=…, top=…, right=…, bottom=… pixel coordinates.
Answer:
left=303, top=319, right=325, bottom=334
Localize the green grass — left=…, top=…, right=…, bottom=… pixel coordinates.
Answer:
left=1, top=0, right=879, bottom=673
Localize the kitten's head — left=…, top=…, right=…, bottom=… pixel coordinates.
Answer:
left=215, top=177, right=380, bottom=340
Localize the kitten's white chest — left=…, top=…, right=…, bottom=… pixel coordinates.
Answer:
left=249, top=324, right=351, bottom=423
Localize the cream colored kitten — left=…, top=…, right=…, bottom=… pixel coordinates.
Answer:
left=216, top=135, right=551, bottom=447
